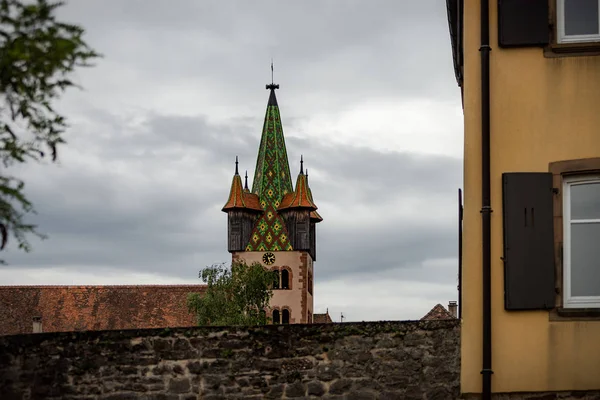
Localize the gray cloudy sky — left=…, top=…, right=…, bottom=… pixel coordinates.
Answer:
left=1, top=0, right=464, bottom=322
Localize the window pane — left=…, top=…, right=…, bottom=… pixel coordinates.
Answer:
left=570, top=181, right=600, bottom=219
left=570, top=222, right=600, bottom=297
left=564, top=0, right=599, bottom=36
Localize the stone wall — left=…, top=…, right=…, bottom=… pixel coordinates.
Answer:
left=463, top=392, right=600, bottom=400
left=0, top=320, right=460, bottom=399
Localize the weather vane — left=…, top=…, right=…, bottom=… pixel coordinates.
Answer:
left=266, top=59, right=279, bottom=90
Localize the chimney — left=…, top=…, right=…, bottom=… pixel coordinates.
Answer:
left=448, top=301, right=458, bottom=318
left=32, top=316, right=43, bottom=333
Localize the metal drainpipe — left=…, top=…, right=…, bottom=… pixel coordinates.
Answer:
left=479, top=0, right=493, bottom=399
left=458, top=188, right=463, bottom=319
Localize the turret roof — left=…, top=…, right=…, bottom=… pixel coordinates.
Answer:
left=222, top=159, right=262, bottom=212
left=278, top=164, right=318, bottom=211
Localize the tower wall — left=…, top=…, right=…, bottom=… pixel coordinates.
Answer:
left=232, top=251, right=313, bottom=324
left=280, top=210, right=311, bottom=251
left=309, top=220, right=316, bottom=261
left=227, top=212, right=257, bottom=252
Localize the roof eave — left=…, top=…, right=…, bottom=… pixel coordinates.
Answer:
left=446, top=0, right=464, bottom=90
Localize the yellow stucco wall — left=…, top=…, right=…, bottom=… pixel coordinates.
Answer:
left=461, top=1, right=600, bottom=394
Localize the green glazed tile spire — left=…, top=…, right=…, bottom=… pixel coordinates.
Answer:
left=246, top=84, right=294, bottom=251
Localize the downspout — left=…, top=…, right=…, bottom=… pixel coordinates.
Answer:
left=479, top=0, right=493, bottom=399
left=458, top=188, right=463, bottom=319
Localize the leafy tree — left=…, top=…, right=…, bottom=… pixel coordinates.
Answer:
left=187, top=261, right=275, bottom=326
left=0, top=0, right=100, bottom=256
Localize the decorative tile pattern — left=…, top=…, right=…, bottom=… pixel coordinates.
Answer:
left=246, top=91, right=294, bottom=251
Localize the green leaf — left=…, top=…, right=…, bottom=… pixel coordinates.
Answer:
left=0, top=0, right=101, bottom=260
left=188, top=261, right=274, bottom=326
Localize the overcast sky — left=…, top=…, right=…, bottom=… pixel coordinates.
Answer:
left=1, top=0, right=463, bottom=322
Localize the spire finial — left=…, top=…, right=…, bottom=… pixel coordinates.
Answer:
left=244, top=170, right=249, bottom=190
left=235, top=156, right=239, bottom=175
left=306, top=168, right=309, bottom=183
left=266, top=60, right=279, bottom=91
left=300, top=155, right=304, bottom=174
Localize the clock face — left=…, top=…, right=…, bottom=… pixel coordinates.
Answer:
left=262, top=252, right=276, bottom=265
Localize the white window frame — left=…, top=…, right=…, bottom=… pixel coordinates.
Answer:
left=556, top=0, right=600, bottom=44
left=563, top=175, right=600, bottom=308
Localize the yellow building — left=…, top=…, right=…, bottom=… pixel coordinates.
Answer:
left=447, top=1, right=600, bottom=398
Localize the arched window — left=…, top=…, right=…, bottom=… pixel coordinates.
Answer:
left=272, top=309, right=280, bottom=324
left=281, top=269, right=289, bottom=289
left=272, top=270, right=280, bottom=289
left=308, top=272, right=313, bottom=295
left=282, top=309, right=290, bottom=324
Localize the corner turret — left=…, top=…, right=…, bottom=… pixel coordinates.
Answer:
left=222, top=157, right=263, bottom=252
left=278, top=158, right=322, bottom=260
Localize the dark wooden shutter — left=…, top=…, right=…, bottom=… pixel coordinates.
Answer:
left=295, top=213, right=309, bottom=250
left=498, top=0, right=549, bottom=47
left=502, top=173, right=555, bottom=310
left=228, top=215, right=242, bottom=252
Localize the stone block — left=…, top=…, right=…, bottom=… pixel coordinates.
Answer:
left=329, top=378, right=353, bottom=395
left=168, top=377, right=191, bottom=394
left=307, top=380, right=325, bottom=396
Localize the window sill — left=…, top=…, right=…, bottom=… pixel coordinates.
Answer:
left=549, top=308, right=600, bottom=321
left=544, top=42, right=600, bottom=58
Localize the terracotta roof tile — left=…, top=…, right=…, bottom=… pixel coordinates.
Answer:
left=278, top=173, right=317, bottom=211
left=241, top=192, right=262, bottom=211
left=310, top=210, right=323, bottom=223
left=222, top=174, right=263, bottom=212
left=420, top=303, right=456, bottom=321
left=313, top=312, right=333, bottom=324
left=0, top=285, right=206, bottom=336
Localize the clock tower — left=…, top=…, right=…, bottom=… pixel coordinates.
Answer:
left=222, top=80, right=322, bottom=324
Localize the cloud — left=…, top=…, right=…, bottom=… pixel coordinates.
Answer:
left=5, top=108, right=461, bottom=282
left=1, top=0, right=463, bottom=321
left=54, top=1, right=458, bottom=117
left=314, top=259, right=459, bottom=322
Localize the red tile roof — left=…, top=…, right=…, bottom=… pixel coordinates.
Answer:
left=222, top=174, right=263, bottom=212
left=278, top=173, right=318, bottom=211
left=420, top=303, right=456, bottom=321
left=313, top=312, right=333, bottom=324
left=0, top=285, right=206, bottom=336
left=310, top=210, right=323, bottom=222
